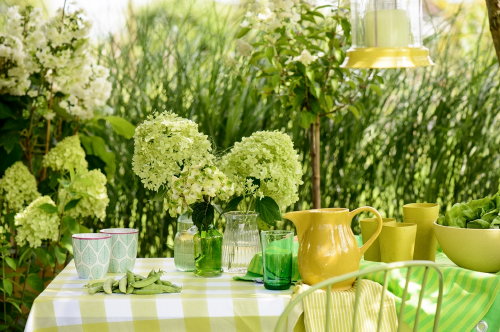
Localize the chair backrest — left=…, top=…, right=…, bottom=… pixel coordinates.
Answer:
left=275, top=260, right=444, bottom=332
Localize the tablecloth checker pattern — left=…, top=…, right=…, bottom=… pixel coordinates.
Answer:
left=25, top=258, right=293, bottom=332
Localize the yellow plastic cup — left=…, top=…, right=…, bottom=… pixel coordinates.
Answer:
left=379, top=223, right=417, bottom=263
left=360, top=218, right=397, bottom=261
left=403, top=203, right=439, bottom=261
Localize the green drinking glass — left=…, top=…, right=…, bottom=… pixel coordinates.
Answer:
left=261, top=230, right=294, bottom=290
left=194, top=227, right=223, bottom=277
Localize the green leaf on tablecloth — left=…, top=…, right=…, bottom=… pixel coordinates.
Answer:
left=192, top=201, right=215, bottom=231
left=2, top=279, right=13, bottom=296
left=38, top=203, right=58, bottom=214
left=64, top=198, right=81, bottom=211
left=255, top=196, right=280, bottom=227
left=5, top=257, right=16, bottom=270
left=27, top=273, right=44, bottom=292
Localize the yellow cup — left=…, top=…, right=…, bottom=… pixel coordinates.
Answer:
left=360, top=218, right=396, bottom=261
left=379, top=223, right=417, bottom=263
left=403, top=203, right=439, bottom=261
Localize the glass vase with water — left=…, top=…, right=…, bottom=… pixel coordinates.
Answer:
left=222, top=211, right=261, bottom=273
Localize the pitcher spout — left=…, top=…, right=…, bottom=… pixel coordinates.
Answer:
left=283, top=211, right=313, bottom=242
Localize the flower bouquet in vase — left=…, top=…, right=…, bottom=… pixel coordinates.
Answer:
left=132, top=112, right=234, bottom=277
left=219, top=131, right=303, bottom=273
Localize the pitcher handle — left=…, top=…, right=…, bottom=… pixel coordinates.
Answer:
left=349, top=206, right=383, bottom=256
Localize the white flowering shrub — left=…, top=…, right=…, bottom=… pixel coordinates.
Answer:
left=220, top=131, right=303, bottom=210
left=14, top=196, right=59, bottom=248
left=43, top=135, right=88, bottom=172
left=0, top=162, right=40, bottom=212
left=0, top=6, right=111, bottom=120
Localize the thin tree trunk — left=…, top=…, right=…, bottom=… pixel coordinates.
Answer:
left=486, top=0, right=500, bottom=62
left=310, top=116, right=321, bottom=209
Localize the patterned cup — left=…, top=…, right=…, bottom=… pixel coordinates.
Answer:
left=72, top=233, right=111, bottom=279
left=99, top=228, right=138, bottom=273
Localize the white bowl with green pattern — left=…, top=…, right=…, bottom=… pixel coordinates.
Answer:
left=100, top=228, right=139, bottom=273
left=72, top=233, right=111, bottom=279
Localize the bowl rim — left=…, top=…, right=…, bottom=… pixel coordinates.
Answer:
left=433, top=221, right=500, bottom=231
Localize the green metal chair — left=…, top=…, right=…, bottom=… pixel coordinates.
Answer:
left=275, top=261, right=444, bottom=332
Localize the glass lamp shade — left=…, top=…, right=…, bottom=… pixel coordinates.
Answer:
left=342, top=0, right=434, bottom=68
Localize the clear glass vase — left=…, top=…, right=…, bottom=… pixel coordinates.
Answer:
left=174, top=214, right=197, bottom=272
left=222, top=211, right=261, bottom=273
left=194, top=227, right=223, bottom=277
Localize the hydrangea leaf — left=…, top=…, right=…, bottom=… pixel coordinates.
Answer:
left=255, top=196, right=280, bottom=227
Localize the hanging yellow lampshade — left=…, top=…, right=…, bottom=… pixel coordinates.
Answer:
left=341, top=0, right=434, bottom=68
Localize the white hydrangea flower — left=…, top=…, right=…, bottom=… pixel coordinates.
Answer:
left=43, top=135, right=88, bottom=172
left=0, top=34, right=31, bottom=95
left=0, top=162, right=40, bottom=212
left=58, top=169, right=109, bottom=221
left=0, top=6, right=111, bottom=120
left=15, top=196, right=60, bottom=248
left=220, top=131, right=303, bottom=210
left=244, top=0, right=302, bottom=31
left=132, top=112, right=214, bottom=191
left=164, top=164, right=235, bottom=217
left=294, top=49, right=317, bottom=66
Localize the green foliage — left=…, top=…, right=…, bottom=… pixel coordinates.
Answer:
left=97, top=0, right=499, bottom=260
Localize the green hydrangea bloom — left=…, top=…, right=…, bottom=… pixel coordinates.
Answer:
left=0, top=161, right=40, bottom=212
left=164, top=163, right=235, bottom=216
left=132, top=112, right=214, bottom=191
left=220, top=131, right=303, bottom=209
left=58, top=169, right=109, bottom=221
left=43, top=135, right=88, bottom=172
left=15, top=196, right=59, bottom=248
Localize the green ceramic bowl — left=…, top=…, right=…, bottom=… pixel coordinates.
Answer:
left=433, top=222, right=500, bottom=273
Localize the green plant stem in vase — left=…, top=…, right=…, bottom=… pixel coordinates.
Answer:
left=194, top=226, right=223, bottom=277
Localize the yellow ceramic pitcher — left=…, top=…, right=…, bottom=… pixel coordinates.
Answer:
left=283, top=207, right=383, bottom=289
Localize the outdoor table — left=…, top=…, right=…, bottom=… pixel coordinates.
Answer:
left=26, top=255, right=499, bottom=332
left=25, top=258, right=293, bottom=332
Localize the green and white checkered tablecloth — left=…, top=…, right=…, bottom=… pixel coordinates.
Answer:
left=25, top=258, right=293, bottom=332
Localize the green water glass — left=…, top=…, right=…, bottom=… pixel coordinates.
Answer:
left=194, top=227, right=223, bottom=277
left=261, top=230, right=294, bottom=290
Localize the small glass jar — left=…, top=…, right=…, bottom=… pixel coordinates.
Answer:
left=174, top=214, right=197, bottom=272
left=193, top=226, right=223, bottom=277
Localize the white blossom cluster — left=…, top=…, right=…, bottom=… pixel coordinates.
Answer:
left=42, top=135, right=88, bottom=172
left=133, top=112, right=234, bottom=216
left=164, top=164, right=235, bottom=216
left=241, top=0, right=302, bottom=31
left=0, top=161, right=40, bottom=212
left=220, top=131, right=303, bottom=209
left=58, top=169, right=109, bottom=221
left=0, top=6, right=111, bottom=120
left=14, top=195, right=59, bottom=248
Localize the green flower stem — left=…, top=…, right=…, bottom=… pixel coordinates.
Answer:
left=19, top=249, right=33, bottom=313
